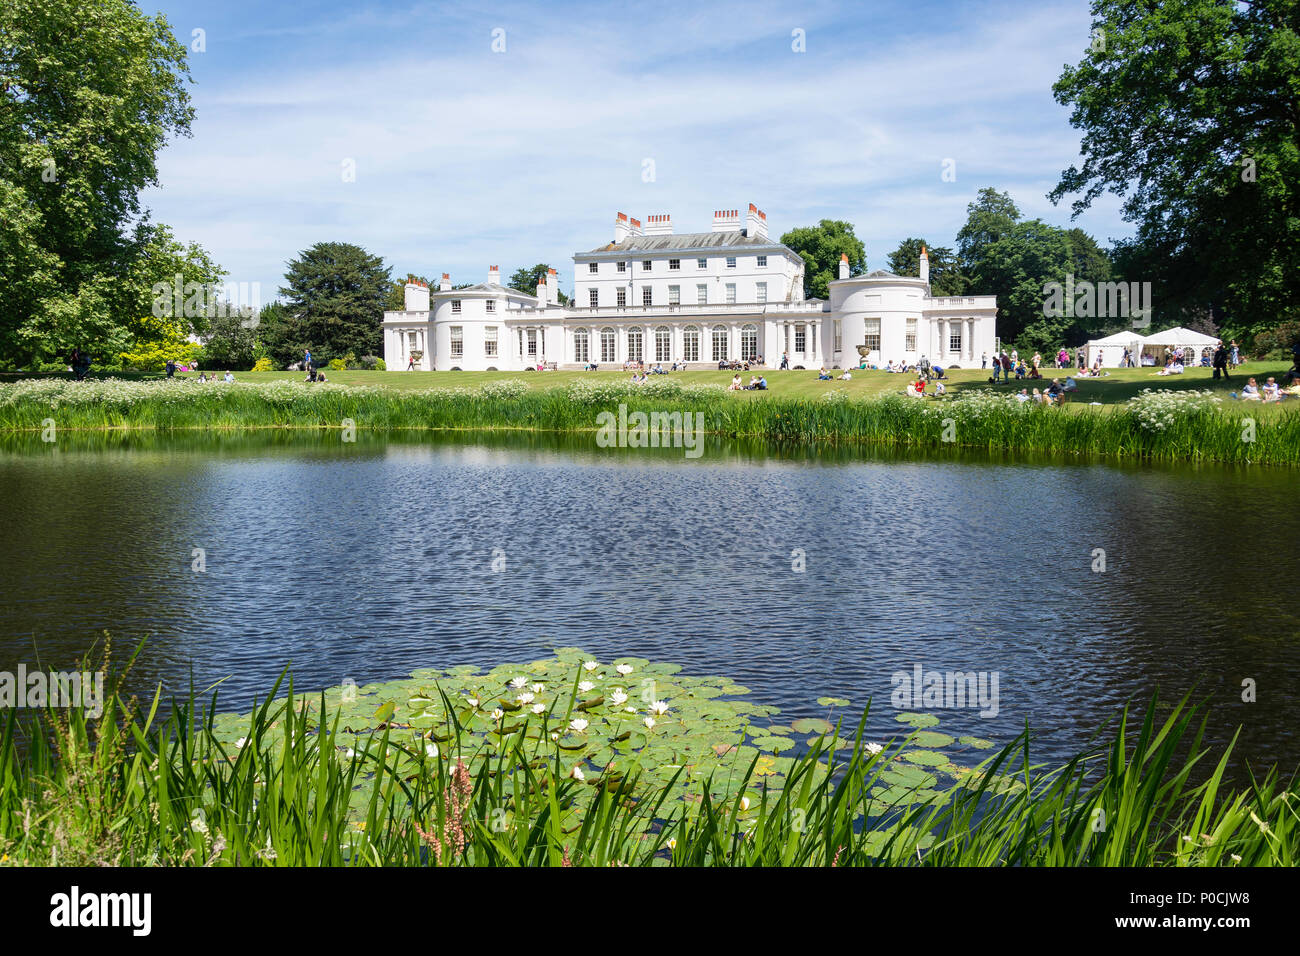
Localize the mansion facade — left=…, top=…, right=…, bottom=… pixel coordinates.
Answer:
left=382, top=205, right=997, bottom=371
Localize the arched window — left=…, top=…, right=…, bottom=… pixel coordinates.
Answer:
left=654, top=326, right=671, bottom=362
left=574, top=327, right=590, bottom=364
left=683, top=326, right=700, bottom=363
left=627, top=326, right=644, bottom=362
left=740, top=324, right=757, bottom=361
left=712, top=325, right=729, bottom=362
left=600, top=327, right=616, bottom=363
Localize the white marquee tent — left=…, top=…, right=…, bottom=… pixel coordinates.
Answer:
left=1138, top=327, right=1221, bottom=367
left=1085, top=330, right=1145, bottom=368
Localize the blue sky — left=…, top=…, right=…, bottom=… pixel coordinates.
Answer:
left=140, top=0, right=1130, bottom=302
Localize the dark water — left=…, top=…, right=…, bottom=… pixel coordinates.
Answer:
left=1, top=430, right=1297, bottom=777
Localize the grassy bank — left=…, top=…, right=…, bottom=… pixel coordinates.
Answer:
left=1, top=375, right=1299, bottom=464
left=1, top=648, right=1293, bottom=867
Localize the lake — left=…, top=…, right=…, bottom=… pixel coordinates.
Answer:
left=1, top=430, right=1296, bottom=777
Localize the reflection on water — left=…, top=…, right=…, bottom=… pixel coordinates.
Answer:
left=0, top=429, right=1296, bottom=778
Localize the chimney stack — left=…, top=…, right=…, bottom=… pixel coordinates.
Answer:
left=614, top=212, right=629, bottom=243
left=404, top=279, right=430, bottom=312
left=837, top=253, right=850, bottom=280
left=439, top=273, right=451, bottom=292
left=644, top=214, right=673, bottom=236
left=712, top=208, right=741, bottom=232
left=629, top=217, right=643, bottom=237
left=745, top=203, right=768, bottom=239
left=488, top=265, right=500, bottom=285
left=919, top=245, right=929, bottom=284
left=536, top=274, right=547, bottom=301
left=545, top=267, right=557, bottom=305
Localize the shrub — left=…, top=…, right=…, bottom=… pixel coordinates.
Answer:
left=327, top=358, right=347, bottom=371
left=251, top=357, right=273, bottom=372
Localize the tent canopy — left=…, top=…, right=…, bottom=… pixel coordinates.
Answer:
left=1140, top=326, right=1220, bottom=347
left=1087, top=330, right=1145, bottom=347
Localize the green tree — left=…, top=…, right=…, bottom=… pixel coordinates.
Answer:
left=508, top=264, right=569, bottom=304
left=885, top=238, right=965, bottom=296
left=200, top=310, right=260, bottom=371
left=779, top=220, right=866, bottom=300
left=0, top=0, right=195, bottom=365
left=1049, top=0, right=1300, bottom=337
left=384, top=274, right=432, bottom=311
left=277, top=242, right=391, bottom=362
left=955, top=188, right=1021, bottom=274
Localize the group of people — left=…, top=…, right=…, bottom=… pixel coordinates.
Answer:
left=1235, top=375, right=1299, bottom=402
left=1012, top=379, right=1077, bottom=405
left=718, top=358, right=762, bottom=371
left=818, top=367, right=853, bottom=381
left=728, top=373, right=768, bottom=390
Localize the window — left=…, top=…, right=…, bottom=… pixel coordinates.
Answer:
left=616, top=288, right=626, bottom=308
left=697, top=257, right=707, bottom=269
left=627, top=327, right=643, bottom=362
left=725, top=283, right=736, bottom=304
left=526, top=328, right=538, bottom=356
left=668, top=285, right=680, bottom=306
left=655, top=326, right=671, bottom=362
left=726, top=256, right=736, bottom=268
left=683, top=326, right=700, bottom=362
left=451, top=299, right=461, bottom=314
left=741, top=324, right=757, bottom=361
left=588, top=262, right=598, bottom=274
left=407, top=331, right=418, bottom=351
left=949, top=327, right=962, bottom=354
left=668, top=258, right=680, bottom=270
left=905, top=318, right=918, bottom=352
left=711, top=326, right=729, bottom=362
left=757, top=255, right=767, bottom=268
left=450, top=326, right=463, bottom=357
left=617, top=260, right=626, bottom=273
left=833, top=320, right=842, bottom=352
left=600, top=327, right=616, bottom=362
left=696, top=284, right=708, bottom=305
left=642, top=287, right=652, bottom=306
left=589, top=288, right=599, bottom=308
left=642, top=260, right=652, bottom=272
left=756, top=282, right=767, bottom=304
left=574, top=327, right=589, bottom=363
left=865, top=318, right=881, bottom=353
left=485, top=326, right=498, bottom=357
left=794, top=324, right=806, bottom=353
left=485, top=299, right=495, bottom=313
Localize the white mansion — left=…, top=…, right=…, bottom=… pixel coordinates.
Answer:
left=382, top=205, right=997, bottom=371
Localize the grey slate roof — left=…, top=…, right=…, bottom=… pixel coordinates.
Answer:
left=577, top=230, right=796, bottom=257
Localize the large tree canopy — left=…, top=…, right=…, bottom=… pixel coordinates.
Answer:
left=0, top=0, right=196, bottom=364
left=277, top=242, right=391, bottom=362
left=779, top=220, right=866, bottom=300
left=1049, top=0, right=1300, bottom=337
left=508, top=264, right=569, bottom=304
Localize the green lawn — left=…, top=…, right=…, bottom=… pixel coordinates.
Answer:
left=196, top=361, right=1294, bottom=405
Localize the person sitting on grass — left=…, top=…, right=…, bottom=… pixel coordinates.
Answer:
left=1155, top=361, right=1185, bottom=376
left=1235, top=377, right=1261, bottom=400
left=223, top=371, right=235, bottom=383
left=839, top=369, right=852, bottom=381
left=1015, top=388, right=1031, bottom=403
left=906, top=378, right=927, bottom=398
left=818, top=368, right=832, bottom=380
left=934, top=380, right=946, bottom=396
left=729, top=374, right=743, bottom=390
left=1046, top=379, right=1064, bottom=404
left=1262, top=377, right=1281, bottom=402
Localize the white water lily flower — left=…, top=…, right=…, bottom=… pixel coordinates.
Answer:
left=865, top=742, right=884, bottom=755
left=509, top=676, right=528, bottom=690
left=466, top=698, right=479, bottom=708
left=649, top=700, right=670, bottom=716
left=583, top=660, right=599, bottom=672
left=550, top=732, right=560, bottom=741
left=666, top=838, right=677, bottom=850
left=491, top=708, right=504, bottom=721
left=578, top=680, right=595, bottom=693
left=531, top=683, right=545, bottom=693
left=615, top=664, right=633, bottom=676
left=426, top=743, right=439, bottom=759
left=570, top=765, right=585, bottom=781
left=739, top=797, right=751, bottom=811
left=235, top=737, right=248, bottom=749
left=625, top=706, right=637, bottom=713
left=569, top=717, right=589, bottom=733
left=643, top=716, right=656, bottom=730
left=531, top=703, right=546, bottom=715
left=516, top=692, right=535, bottom=705
left=609, top=690, right=628, bottom=706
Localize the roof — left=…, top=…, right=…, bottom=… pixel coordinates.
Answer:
left=1140, top=326, right=1220, bottom=346
left=1087, top=330, right=1145, bottom=346
left=436, top=282, right=538, bottom=301
left=577, top=230, right=795, bottom=257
